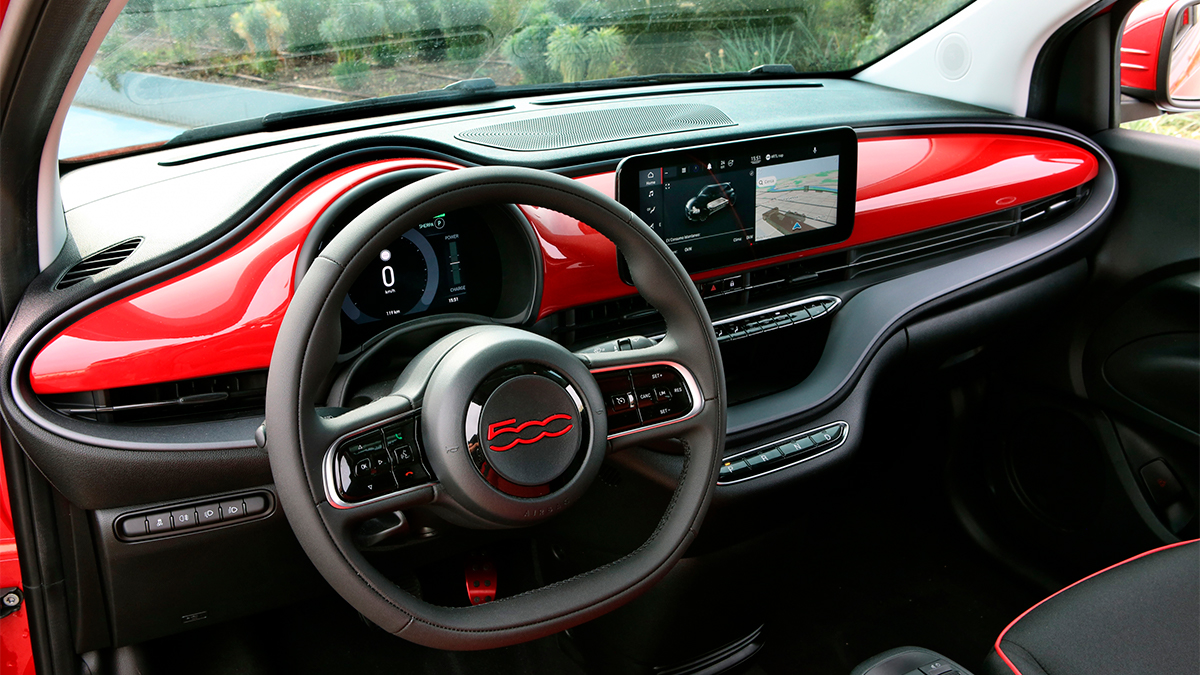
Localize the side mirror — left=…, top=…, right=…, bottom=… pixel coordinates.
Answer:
left=1121, top=0, right=1200, bottom=112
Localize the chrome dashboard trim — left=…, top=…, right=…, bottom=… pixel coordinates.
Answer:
left=717, top=420, right=849, bottom=485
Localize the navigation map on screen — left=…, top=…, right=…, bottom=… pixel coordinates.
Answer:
left=753, top=156, right=839, bottom=241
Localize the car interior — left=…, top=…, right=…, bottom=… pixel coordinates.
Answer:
left=0, top=0, right=1197, bottom=672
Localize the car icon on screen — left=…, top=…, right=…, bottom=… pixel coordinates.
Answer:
left=685, top=183, right=737, bottom=222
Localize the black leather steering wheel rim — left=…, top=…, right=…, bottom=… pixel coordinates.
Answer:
left=265, top=166, right=726, bottom=650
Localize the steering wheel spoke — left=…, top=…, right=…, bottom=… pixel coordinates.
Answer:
left=579, top=338, right=711, bottom=447
left=312, top=395, right=439, bottom=511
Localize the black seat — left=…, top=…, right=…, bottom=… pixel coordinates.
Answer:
left=982, top=539, right=1199, bottom=675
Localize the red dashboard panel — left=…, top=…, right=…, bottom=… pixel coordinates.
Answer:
left=31, top=134, right=1098, bottom=395
left=31, top=159, right=461, bottom=395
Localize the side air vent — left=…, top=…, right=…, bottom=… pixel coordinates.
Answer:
left=56, top=238, right=142, bottom=290
left=42, top=370, right=267, bottom=424
left=456, top=103, right=735, bottom=151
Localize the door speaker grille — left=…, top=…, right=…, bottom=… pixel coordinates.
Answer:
left=456, top=103, right=735, bottom=151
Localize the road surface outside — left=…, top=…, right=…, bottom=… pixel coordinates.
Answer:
left=753, top=156, right=839, bottom=241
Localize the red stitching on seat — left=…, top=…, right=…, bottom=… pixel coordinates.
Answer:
left=993, top=539, right=1199, bottom=675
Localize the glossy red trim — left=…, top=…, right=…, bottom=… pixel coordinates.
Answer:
left=533, top=134, right=1099, bottom=317
left=1120, top=0, right=1174, bottom=92
left=993, top=539, right=1199, bottom=675
left=0, top=437, right=35, bottom=675
left=31, top=134, right=1098, bottom=394
left=31, top=159, right=461, bottom=395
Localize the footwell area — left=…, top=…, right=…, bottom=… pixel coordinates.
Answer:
left=133, top=597, right=587, bottom=675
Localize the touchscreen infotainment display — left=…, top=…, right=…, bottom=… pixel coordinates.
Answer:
left=616, top=127, right=857, bottom=274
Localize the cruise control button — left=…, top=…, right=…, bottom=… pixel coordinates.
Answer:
left=653, top=386, right=672, bottom=401
left=147, top=512, right=172, bottom=533
left=636, top=390, right=656, bottom=406
left=609, top=392, right=635, bottom=411
left=643, top=402, right=677, bottom=422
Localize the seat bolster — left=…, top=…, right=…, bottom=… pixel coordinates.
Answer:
left=983, top=540, right=1199, bottom=675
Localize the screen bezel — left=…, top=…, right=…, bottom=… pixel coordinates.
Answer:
left=615, top=127, right=858, bottom=275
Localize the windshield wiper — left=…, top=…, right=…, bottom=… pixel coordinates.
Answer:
left=161, top=68, right=813, bottom=150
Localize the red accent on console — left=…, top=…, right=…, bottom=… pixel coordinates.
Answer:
left=31, top=134, right=1099, bottom=394
left=31, top=159, right=461, bottom=395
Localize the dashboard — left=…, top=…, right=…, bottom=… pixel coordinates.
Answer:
left=0, top=79, right=1110, bottom=492
left=0, top=79, right=1122, bottom=650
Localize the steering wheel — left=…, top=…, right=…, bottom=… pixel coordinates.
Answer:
left=265, top=166, right=726, bottom=650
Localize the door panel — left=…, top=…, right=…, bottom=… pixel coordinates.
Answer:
left=1085, top=128, right=1199, bottom=538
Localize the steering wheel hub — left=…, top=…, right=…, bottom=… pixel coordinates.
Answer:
left=473, top=370, right=584, bottom=489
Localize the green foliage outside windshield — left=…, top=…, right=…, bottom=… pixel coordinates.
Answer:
left=92, top=0, right=970, bottom=99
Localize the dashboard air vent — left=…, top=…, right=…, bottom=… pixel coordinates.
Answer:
left=42, top=370, right=267, bottom=424
left=56, top=237, right=142, bottom=290
left=456, top=104, right=735, bottom=151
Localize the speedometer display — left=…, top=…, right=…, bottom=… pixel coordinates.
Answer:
left=344, top=214, right=471, bottom=323
left=336, top=210, right=500, bottom=350
left=344, top=229, right=437, bottom=320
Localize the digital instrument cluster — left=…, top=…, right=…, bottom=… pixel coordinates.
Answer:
left=337, top=210, right=501, bottom=349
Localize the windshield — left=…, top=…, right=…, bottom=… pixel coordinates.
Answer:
left=62, top=0, right=973, bottom=158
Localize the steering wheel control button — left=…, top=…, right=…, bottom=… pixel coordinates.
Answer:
left=331, top=424, right=431, bottom=504
left=717, top=422, right=849, bottom=485
left=594, top=364, right=695, bottom=434
left=479, top=375, right=583, bottom=487
left=171, top=509, right=198, bottom=530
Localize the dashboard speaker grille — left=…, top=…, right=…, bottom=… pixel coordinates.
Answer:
left=56, top=237, right=143, bottom=290
left=456, top=104, right=735, bottom=151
